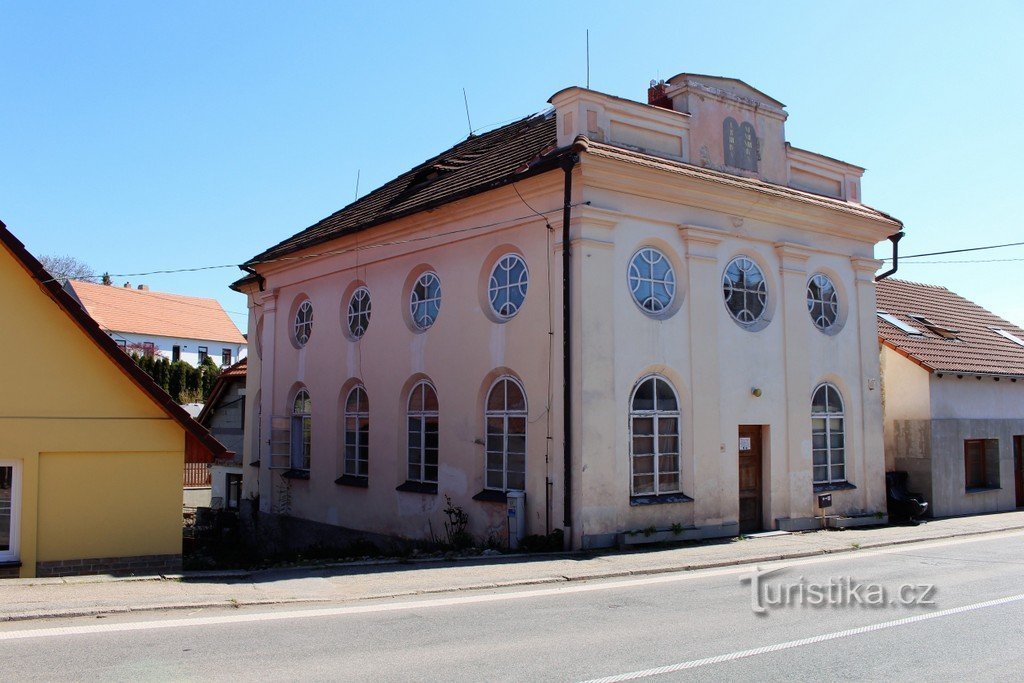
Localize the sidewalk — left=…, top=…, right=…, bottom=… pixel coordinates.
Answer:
left=3, top=511, right=1024, bottom=622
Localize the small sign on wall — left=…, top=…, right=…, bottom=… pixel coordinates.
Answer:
left=739, top=437, right=752, bottom=452
left=817, top=493, right=833, bottom=509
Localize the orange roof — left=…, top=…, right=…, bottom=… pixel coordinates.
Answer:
left=66, top=279, right=246, bottom=344
left=876, top=278, right=1024, bottom=377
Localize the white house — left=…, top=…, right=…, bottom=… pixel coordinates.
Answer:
left=65, top=279, right=247, bottom=367
left=878, top=278, right=1024, bottom=516
left=234, top=73, right=902, bottom=550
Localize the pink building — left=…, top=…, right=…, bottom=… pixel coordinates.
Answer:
left=235, top=73, right=902, bottom=550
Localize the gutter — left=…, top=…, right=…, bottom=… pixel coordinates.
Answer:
left=875, top=231, right=905, bottom=282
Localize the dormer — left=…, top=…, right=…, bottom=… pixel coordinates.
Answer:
left=549, top=86, right=690, bottom=162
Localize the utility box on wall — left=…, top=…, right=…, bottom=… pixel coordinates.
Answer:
left=506, top=491, right=526, bottom=550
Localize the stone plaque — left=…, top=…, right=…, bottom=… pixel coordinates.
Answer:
left=723, top=117, right=758, bottom=172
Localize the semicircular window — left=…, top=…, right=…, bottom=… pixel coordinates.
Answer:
left=628, top=248, right=676, bottom=315
left=723, top=256, right=767, bottom=326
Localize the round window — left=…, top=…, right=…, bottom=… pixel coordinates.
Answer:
left=294, top=299, right=313, bottom=346
left=488, top=254, right=529, bottom=319
left=722, top=256, right=767, bottom=326
left=410, top=271, right=442, bottom=330
left=628, top=248, right=676, bottom=314
left=347, top=286, right=371, bottom=339
left=806, top=273, right=839, bottom=331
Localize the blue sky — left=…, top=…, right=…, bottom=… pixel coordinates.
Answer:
left=3, top=1, right=1023, bottom=331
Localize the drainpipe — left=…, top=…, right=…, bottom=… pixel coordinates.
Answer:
left=874, top=231, right=905, bottom=282
left=560, top=150, right=579, bottom=533
left=241, top=264, right=267, bottom=292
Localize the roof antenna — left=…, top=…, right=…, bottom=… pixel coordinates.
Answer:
left=354, top=169, right=360, bottom=201
left=586, top=29, right=590, bottom=89
left=462, top=88, right=473, bottom=137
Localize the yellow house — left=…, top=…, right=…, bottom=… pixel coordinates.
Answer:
left=0, top=220, right=226, bottom=578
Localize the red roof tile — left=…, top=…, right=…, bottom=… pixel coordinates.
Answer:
left=66, top=279, right=246, bottom=344
left=876, top=278, right=1024, bottom=377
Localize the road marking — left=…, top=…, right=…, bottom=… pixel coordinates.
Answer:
left=579, top=592, right=1024, bottom=682
left=2, top=529, right=1023, bottom=641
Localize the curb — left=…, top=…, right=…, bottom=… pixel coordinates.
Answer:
left=4, top=522, right=1024, bottom=623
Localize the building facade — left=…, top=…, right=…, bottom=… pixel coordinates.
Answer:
left=878, top=278, right=1024, bottom=516
left=236, top=73, right=902, bottom=550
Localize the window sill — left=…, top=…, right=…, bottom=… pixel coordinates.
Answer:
left=966, top=485, right=1001, bottom=494
left=335, top=475, right=368, bottom=488
left=630, top=492, right=694, bottom=507
left=248, top=459, right=261, bottom=468
left=472, top=489, right=508, bottom=503
left=813, top=481, right=857, bottom=493
left=281, top=469, right=309, bottom=480
left=396, top=480, right=438, bottom=495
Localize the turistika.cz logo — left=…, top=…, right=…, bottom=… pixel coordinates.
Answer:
left=741, top=566, right=937, bottom=614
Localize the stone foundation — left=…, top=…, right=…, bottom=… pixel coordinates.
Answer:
left=35, top=554, right=182, bottom=578
left=0, top=563, right=21, bottom=579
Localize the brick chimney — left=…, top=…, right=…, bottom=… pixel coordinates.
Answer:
left=647, top=80, right=672, bottom=109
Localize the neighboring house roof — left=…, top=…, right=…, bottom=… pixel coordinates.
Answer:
left=245, top=111, right=560, bottom=267
left=0, top=220, right=228, bottom=458
left=65, top=279, right=246, bottom=345
left=876, top=278, right=1024, bottom=377
left=197, top=357, right=247, bottom=425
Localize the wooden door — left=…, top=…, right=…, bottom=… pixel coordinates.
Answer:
left=1014, top=436, right=1023, bottom=508
left=738, top=425, right=764, bottom=533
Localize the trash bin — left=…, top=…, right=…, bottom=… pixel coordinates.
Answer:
left=506, top=490, right=526, bottom=550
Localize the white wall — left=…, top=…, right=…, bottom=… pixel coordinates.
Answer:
left=107, top=331, right=247, bottom=368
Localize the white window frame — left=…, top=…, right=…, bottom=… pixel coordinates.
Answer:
left=723, top=256, right=768, bottom=327
left=294, top=299, right=313, bottom=346
left=407, top=381, right=439, bottom=483
left=0, top=460, right=22, bottom=563
left=484, top=377, right=527, bottom=492
left=344, top=385, right=370, bottom=478
left=488, top=254, right=529, bottom=319
left=811, top=382, right=846, bottom=485
left=628, top=247, right=676, bottom=315
left=410, top=271, right=442, bottom=331
left=291, top=389, right=312, bottom=471
left=806, top=273, right=839, bottom=331
left=347, top=286, right=372, bottom=339
left=628, top=375, right=682, bottom=497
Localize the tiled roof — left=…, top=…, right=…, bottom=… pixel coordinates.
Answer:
left=876, top=278, right=1024, bottom=377
left=245, top=112, right=560, bottom=266
left=66, top=279, right=246, bottom=344
left=582, top=140, right=900, bottom=227
left=0, top=220, right=227, bottom=459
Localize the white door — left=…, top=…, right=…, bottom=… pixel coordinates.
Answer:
left=0, top=461, right=21, bottom=563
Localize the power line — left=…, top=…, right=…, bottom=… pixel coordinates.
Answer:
left=891, top=257, right=1024, bottom=265
left=883, top=240, right=1024, bottom=261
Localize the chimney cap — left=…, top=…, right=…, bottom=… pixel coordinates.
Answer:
left=138, top=284, right=149, bottom=291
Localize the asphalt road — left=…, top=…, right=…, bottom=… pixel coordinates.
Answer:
left=3, top=531, right=1024, bottom=682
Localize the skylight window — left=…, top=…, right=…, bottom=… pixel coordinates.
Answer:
left=992, top=328, right=1024, bottom=348
left=908, top=314, right=959, bottom=340
left=877, top=311, right=922, bottom=336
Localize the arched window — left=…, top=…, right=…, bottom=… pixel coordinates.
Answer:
left=628, top=247, right=676, bottom=314
left=407, top=381, right=439, bottom=484
left=484, top=377, right=527, bottom=491
left=410, top=271, right=442, bottom=330
left=347, top=286, right=371, bottom=339
left=629, top=375, right=681, bottom=496
left=294, top=299, right=313, bottom=346
left=811, top=383, right=845, bottom=485
left=723, top=256, right=767, bottom=327
left=291, top=389, right=312, bottom=471
left=488, top=254, right=529, bottom=319
left=343, top=385, right=369, bottom=479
